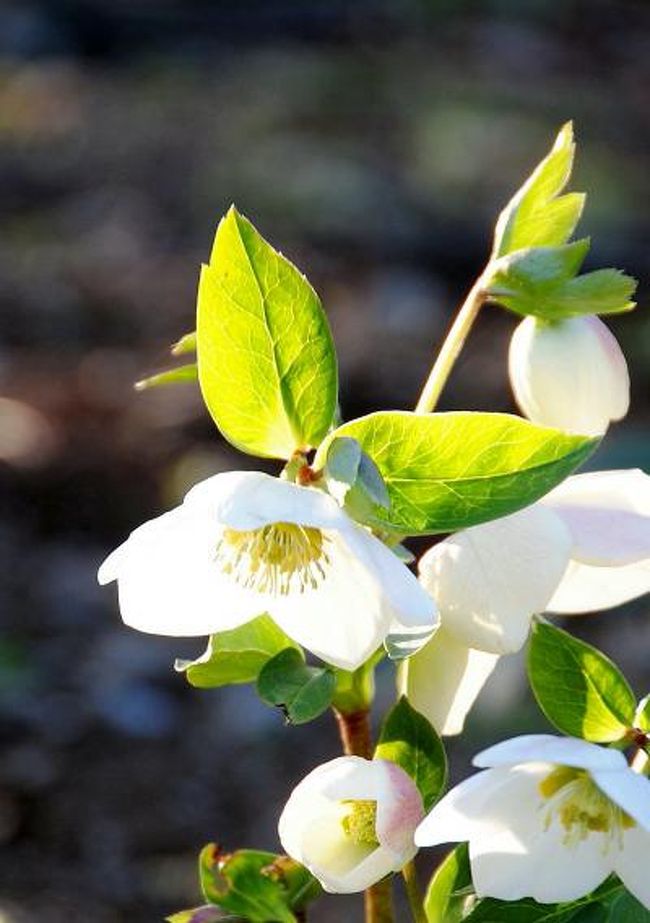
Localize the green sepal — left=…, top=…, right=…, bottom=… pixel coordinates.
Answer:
left=315, top=411, right=598, bottom=535
left=257, top=648, right=335, bottom=724
left=492, top=122, right=584, bottom=258
left=197, top=206, right=338, bottom=459
left=375, top=696, right=447, bottom=811
left=424, top=843, right=475, bottom=923
left=527, top=619, right=637, bottom=742
left=175, top=615, right=300, bottom=689
left=199, top=846, right=320, bottom=923
left=322, top=435, right=390, bottom=525
left=331, top=650, right=383, bottom=714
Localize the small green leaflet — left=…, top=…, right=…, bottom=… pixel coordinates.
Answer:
left=197, top=206, right=338, bottom=459
left=484, top=242, right=636, bottom=321
left=375, top=696, right=447, bottom=811
left=257, top=648, right=335, bottom=725
left=424, top=843, right=475, bottom=923
left=199, top=846, right=319, bottom=923
left=527, top=620, right=636, bottom=742
left=135, top=362, right=198, bottom=391
left=175, top=615, right=300, bottom=688
left=315, top=411, right=597, bottom=535
left=492, top=122, right=585, bottom=258
left=167, top=908, right=238, bottom=922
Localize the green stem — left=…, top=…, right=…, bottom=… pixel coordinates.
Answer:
left=402, top=861, right=427, bottom=923
left=414, top=278, right=487, bottom=414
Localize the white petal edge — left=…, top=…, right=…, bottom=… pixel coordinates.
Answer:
left=474, top=735, right=626, bottom=772
left=547, top=557, right=650, bottom=613
left=591, top=766, right=650, bottom=831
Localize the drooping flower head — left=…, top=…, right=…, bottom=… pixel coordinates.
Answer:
left=98, top=471, right=437, bottom=670
left=415, top=734, right=650, bottom=908
left=402, top=470, right=650, bottom=734
left=279, top=755, right=423, bottom=893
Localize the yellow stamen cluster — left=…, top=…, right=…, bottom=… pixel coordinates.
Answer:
left=539, top=766, right=635, bottom=849
left=216, top=523, right=330, bottom=595
left=341, top=800, right=379, bottom=848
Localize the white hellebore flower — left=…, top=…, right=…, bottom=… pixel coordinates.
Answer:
left=509, top=314, right=629, bottom=436
left=415, top=734, right=650, bottom=908
left=402, top=469, right=650, bottom=734
left=279, top=756, right=423, bottom=893
left=98, top=471, right=436, bottom=671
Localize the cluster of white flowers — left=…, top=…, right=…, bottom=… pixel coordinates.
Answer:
left=99, top=262, right=649, bottom=912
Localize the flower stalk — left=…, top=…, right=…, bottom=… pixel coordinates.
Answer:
left=402, top=860, right=427, bottom=923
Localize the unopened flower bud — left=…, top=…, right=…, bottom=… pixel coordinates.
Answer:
left=508, top=315, right=629, bottom=436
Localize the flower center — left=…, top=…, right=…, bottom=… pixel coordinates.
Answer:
left=539, top=766, right=635, bottom=849
left=341, top=800, right=379, bottom=848
left=216, top=523, right=330, bottom=595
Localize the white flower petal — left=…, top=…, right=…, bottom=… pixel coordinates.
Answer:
left=184, top=470, right=346, bottom=531
left=469, top=765, right=612, bottom=903
left=474, top=735, right=626, bottom=772
left=508, top=315, right=629, bottom=436
left=270, top=529, right=406, bottom=669
left=319, top=756, right=382, bottom=801
left=616, top=825, right=650, bottom=910
left=399, top=629, right=499, bottom=736
left=342, top=523, right=437, bottom=630
left=543, top=470, right=650, bottom=566
left=97, top=506, right=257, bottom=636
left=322, top=845, right=400, bottom=893
left=415, top=767, right=516, bottom=846
left=592, top=767, right=650, bottom=832
left=419, top=506, right=571, bottom=654
left=373, top=760, right=422, bottom=858
left=547, top=557, right=650, bottom=613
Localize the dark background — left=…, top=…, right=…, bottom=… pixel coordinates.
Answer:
left=1, top=1, right=649, bottom=920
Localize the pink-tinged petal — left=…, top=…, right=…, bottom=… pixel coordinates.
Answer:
left=419, top=506, right=571, bottom=654
left=543, top=470, right=650, bottom=566
left=374, top=760, right=423, bottom=858
left=591, top=767, right=650, bottom=832
left=508, top=315, right=629, bottom=436
left=616, top=825, right=650, bottom=910
left=399, top=629, right=499, bottom=736
left=547, top=558, right=650, bottom=613
left=474, top=735, right=626, bottom=772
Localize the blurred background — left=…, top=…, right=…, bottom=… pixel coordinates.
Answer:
left=1, top=0, right=649, bottom=919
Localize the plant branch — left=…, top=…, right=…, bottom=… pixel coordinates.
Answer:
left=402, top=860, right=427, bottom=923
left=414, top=277, right=487, bottom=414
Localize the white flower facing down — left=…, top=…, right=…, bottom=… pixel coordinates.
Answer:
left=98, top=471, right=437, bottom=670
left=415, top=734, right=650, bottom=907
left=279, top=756, right=423, bottom=893
left=509, top=315, right=629, bottom=436
left=402, top=470, right=650, bottom=734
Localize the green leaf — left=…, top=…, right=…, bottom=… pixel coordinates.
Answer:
left=199, top=846, right=310, bottom=923
left=197, top=206, right=338, bottom=459
left=171, top=331, right=197, bottom=356
left=257, top=648, right=335, bottom=724
left=463, top=897, right=604, bottom=923
left=315, top=411, right=597, bottom=535
left=492, top=122, right=584, bottom=258
left=375, top=696, right=447, bottom=811
left=528, top=620, right=636, bottom=742
left=424, top=843, right=475, bottom=923
left=485, top=244, right=636, bottom=321
left=635, top=694, right=650, bottom=732
left=135, top=363, right=198, bottom=391
left=167, top=908, right=240, bottom=923
left=175, top=615, right=299, bottom=689
left=606, top=892, right=650, bottom=922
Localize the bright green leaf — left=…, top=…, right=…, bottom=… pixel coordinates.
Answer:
left=323, top=436, right=390, bottom=525
left=135, top=363, right=198, bottom=391
left=257, top=648, right=335, bottom=724
left=424, top=843, right=475, bottom=923
left=528, top=620, right=636, bottom=742
left=492, top=122, right=584, bottom=258
left=197, top=206, right=338, bottom=459
left=375, top=696, right=447, bottom=810
left=635, top=694, right=650, bottom=732
left=315, top=411, right=597, bottom=535
left=199, top=846, right=301, bottom=923
left=175, top=615, right=299, bottom=689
